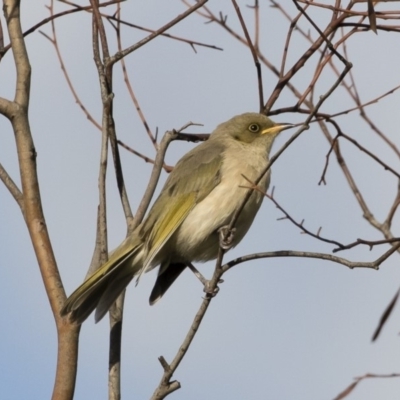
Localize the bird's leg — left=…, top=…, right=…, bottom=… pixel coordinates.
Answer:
left=187, top=263, right=224, bottom=296
left=218, top=225, right=236, bottom=250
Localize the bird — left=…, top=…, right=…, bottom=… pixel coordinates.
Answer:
left=61, top=113, right=291, bottom=324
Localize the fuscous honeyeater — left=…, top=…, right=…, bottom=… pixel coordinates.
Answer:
left=61, top=113, right=290, bottom=323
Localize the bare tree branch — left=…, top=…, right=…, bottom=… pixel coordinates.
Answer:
left=371, top=287, right=400, bottom=342
left=222, top=244, right=400, bottom=273
left=0, top=162, right=24, bottom=211
left=333, top=373, right=400, bottom=400
left=0, top=0, right=124, bottom=59
left=62, top=0, right=222, bottom=52
left=231, top=0, right=264, bottom=111
left=2, top=2, right=79, bottom=399
left=108, top=0, right=209, bottom=65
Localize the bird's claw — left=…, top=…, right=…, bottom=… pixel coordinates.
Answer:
left=203, top=281, right=220, bottom=297
left=218, top=226, right=236, bottom=250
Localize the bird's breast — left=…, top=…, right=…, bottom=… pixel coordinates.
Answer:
left=171, top=145, right=270, bottom=262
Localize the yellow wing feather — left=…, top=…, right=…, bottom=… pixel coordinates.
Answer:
left=136, top=193, right=196, bottom=282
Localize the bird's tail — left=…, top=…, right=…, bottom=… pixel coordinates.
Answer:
left=61, top=236, right=143, bottom=324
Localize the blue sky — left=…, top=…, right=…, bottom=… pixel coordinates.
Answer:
left=1, top=1, right=400, bottom=399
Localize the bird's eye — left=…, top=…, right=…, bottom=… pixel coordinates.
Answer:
left=248, top=123, right=260, bottom=133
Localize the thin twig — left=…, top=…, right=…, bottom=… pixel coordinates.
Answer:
left=117, top=140, right=173, bottom=172
left=264, top=2, right=350, bottom=113
left=279, top=3, right=308, bottom=78
left=88, top=2, right=125, bottom=398
left=0, top=162, right=24, bottom=211
left=113, top=6, right=158, bottom=148
left=260, top=186, right=345, bottom=249
left=151, top=221, right=224, bottom=400
left=108, top=0, right=209, bottom=66
left=222, top=244, right=400, bottom=273
left=333, top=237, right=400, bottom=253
left=0, top=0, right=123, bottom=57
left=371, top=287, right=400, bottom=342
left=231, top=0, right=264, bottom=111
left=319, top=127, right=400, bottom=189
left=41, top=21, right=162, bottom=169
left=61, top=0, right=222, bottom=52
left=383, top=181, right=400, bottom=230
left=39, top=28, right=102, bottom=131
left=333, top=373, right=400, bottom=400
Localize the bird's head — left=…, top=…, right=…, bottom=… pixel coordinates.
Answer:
left=211, top=112, right=291, bottom=150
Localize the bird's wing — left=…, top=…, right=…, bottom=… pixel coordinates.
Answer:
left=138, top=140, right=224, bottom=276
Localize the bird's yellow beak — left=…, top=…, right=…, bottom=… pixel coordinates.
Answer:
left=261, top=123, right=293, bottom=135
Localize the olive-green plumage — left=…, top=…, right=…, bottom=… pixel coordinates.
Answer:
left=61, top=113, right=289, bottom=323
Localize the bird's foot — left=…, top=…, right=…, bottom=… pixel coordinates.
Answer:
left=203, top=281, right=220, bottom=297
left=218, top=225, right=236, bottom=250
